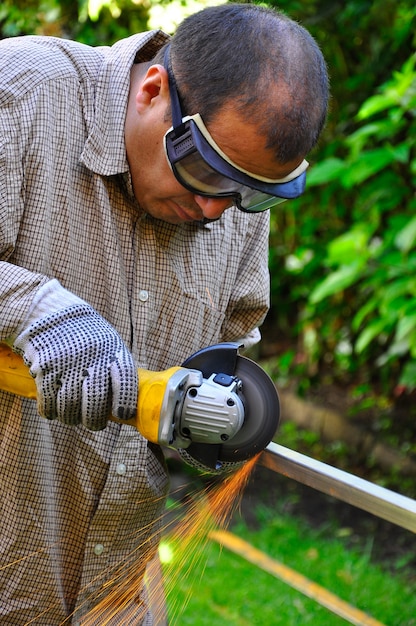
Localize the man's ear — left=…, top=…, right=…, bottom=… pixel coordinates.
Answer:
left=135, top=64, right=170, bottom=114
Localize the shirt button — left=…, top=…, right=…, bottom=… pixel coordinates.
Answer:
left=116, top=463, right=127, bottom=476
left=94, top=543, right=104, bottom=556
left=139, top=289, right=149, bottom=302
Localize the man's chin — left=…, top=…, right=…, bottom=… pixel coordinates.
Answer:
left=143, top=201, right=201, bottom=224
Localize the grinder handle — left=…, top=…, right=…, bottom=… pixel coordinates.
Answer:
left=0, top=342, right=183, bottom=443
left=0, top=342, right=37, bottom=399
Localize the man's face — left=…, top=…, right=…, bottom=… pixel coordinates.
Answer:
left=126, top=65, right=303, bottom=224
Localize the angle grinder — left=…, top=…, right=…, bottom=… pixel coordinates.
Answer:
left=0, top=342, right=279, bottom=470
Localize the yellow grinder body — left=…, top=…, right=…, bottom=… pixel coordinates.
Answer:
left=0, top=342, right=280, bottom=469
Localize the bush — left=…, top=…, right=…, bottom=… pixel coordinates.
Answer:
left=306, top=55, right=416, bottom=389
left=266, top=0, right=416, bottom=399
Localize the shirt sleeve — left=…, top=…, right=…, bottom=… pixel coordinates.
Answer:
left=0, top=40, right=84, bottom=342
left=0, top=109, right=50, bottom=340
left=0, top=262, right=51, bottom=341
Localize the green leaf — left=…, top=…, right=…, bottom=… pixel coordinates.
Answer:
left=357, top=93, right=399, bottom=120
left=389, top=142, right=410, bottom=164
left=377, top=340, right=410, bottom=366
left=355, top=319, right=391, bottom=354
left=352, top=295, right=380, bottom=331
left=305, top=158, right=346, bottom=186
left=346, top=119, right=401, bottom=154
left=327, top=228, right=370, bottom=265
left=384, top=249, right=416, bottom=278
left=399, top=361, right=416, bottom=390
left=395, top=314, right=416, bottom=343
left=340, top=148, right=397, bottom=188
left=357, top=54, right=416, bottom=121
left=394, top=215, right=416, bottom=253
left=380, top=278, right=415, bottom=304
left=309, top=262, right=363, bottom=304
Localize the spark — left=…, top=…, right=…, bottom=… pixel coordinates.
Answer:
left=158, top=541, right=174, bottom=565
left=77, top=455, right=259, bottom=624
left=2, top=456, right=258, bottom=624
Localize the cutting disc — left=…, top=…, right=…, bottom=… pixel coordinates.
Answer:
left=182, top=344, right=280, bottom=468
left=220, top=355, right=280, bottom=462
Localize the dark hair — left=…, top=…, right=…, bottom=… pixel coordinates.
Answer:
left=154, top=3, right=329, bottom=163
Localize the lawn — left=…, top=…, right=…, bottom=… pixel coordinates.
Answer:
left=161, top=465, right=416, bottom=626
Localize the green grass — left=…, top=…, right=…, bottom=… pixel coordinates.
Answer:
left=162, top=505, right=416, bottom=625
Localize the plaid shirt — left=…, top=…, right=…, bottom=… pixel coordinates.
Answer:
left=0, top=32, right=270, bottom=624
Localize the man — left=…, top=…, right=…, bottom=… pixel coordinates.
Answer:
left=0, top=3, right=328, bottom=624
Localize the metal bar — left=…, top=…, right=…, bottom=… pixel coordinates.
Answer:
left=260, top=442, right=416, bottom=534
left=209, top=530, right=386, bottom=626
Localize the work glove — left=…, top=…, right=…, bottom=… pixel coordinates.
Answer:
left=0, top=343, right=238, bottom=473
left=13, top=282, right=137, bottom=430
left=0, top=343, right=239, bottom=473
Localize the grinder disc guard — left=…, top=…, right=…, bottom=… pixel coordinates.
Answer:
left=182, top=343, right=280, bottom=468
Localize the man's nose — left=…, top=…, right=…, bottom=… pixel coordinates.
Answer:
left=194, top=195, right=233, bottom=220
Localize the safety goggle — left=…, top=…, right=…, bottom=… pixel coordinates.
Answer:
left=163, top=46, right=309, bottom=213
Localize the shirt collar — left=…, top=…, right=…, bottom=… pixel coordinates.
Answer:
left=80, top=31, right=170, bottom=176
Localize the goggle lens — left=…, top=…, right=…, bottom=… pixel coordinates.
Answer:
left=164, top=116, right=307, bottom=213
left=173, top=151, right=287, bottom=212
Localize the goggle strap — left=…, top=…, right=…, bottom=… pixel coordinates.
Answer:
left=164, top=45, right=185, bottom=133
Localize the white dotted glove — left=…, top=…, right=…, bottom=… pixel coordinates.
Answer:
left=13, top=284, right=137, bottom=430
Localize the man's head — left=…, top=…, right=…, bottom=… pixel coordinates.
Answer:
left=126, top=3, right=329, bottom=224
left=157, top=3, right=329, bottom=164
